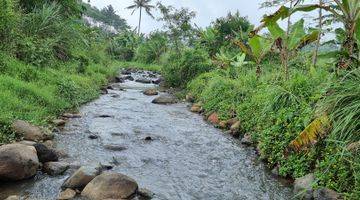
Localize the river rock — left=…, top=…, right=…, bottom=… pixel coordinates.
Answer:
left=62, top=113, right=81, bottom=119
left=123, top=75, right=134, bottom=81
left=190, top=103, right=202, bottom=113
left=115, top=76, right=125, bottom=83
left=0, top=144, right=39, bottom=181
left=100, top=88, right=108, bottom=95
left=230, top=121, right=241, bottom=133
left=62, top=166, right=101, bottom=190
left=138, top=188, right=154, bottom=199
left=5, top=196, right=20, bottom=200
left=143, top=89, right=158, bottom=96
left=82, top=172, right=138, bottom=200
left=53, top=119, right=66, bottom=126
left=152, top=77, right=164, bottom=85
left=43, top=162, right=69, bottom=176
left=208, top=113, right=219, bottom=125
left=152, top=95, right=177, bottom=105
left=34, top=143, right=58, bottom=163
left=11, top=120, right=53, bottom=142
left=313, top=188, right=341, bottom=200
left=121, top=69, right=132, bottom=75
left=241, top=133, right=253, bottom=145
left=185, top=94, right=195, bottom=103
left=58, top=188, right=77, bottom=200
left=104, top=144, right=127, bottom=151
left=135, top=78, right=152, bottom=84
left=294, top=173, right=315, bottom=200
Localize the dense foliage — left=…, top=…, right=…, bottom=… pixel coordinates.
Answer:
left=0, top=0, right=359, bottom=198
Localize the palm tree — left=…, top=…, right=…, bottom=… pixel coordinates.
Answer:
left=126, top=0, right=155, bottom=35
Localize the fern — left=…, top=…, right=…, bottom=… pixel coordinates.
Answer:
left=289, top=115, right=331, bottom=152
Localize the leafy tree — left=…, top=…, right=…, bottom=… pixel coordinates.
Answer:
left=200, top=11, right=253, bottom=57
left=126, top=0, right=155, bottom=35
left=135, top=31, right=168, bottom=63
left=100, top=5, right=129, bottom=31
left=157, top=3, right=196, bottom=51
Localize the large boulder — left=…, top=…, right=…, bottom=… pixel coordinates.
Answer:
left=82, top=172, right=138, bottom=200
left=11, top=120, right=53, bottom=142
left=152, top=95, right=177, bottom=105
left=62, top=166, right=100, bottom=190
left=34, top=143, right=59, bottom=163
left=294, top=173, right=315, bottom=200
left=43, top=162, right=69, bottom=176
left=0, top=144, right=39, bottom=181
left=313, top=188, right=341, bottom=200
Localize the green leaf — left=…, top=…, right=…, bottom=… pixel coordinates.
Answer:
left=288, top=19, right=306, bottom=50
left=267, top=21, right=285, bottom=39
left=262, top=6, right=290, bottom=24
left=249, top=35, right=273, bottom=62
left=291, top=4, right=320, bottom=13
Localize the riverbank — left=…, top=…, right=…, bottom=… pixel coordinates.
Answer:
left=0, top=54, right=160, bottom=144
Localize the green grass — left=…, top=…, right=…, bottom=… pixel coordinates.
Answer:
left=0, top=53, right=121, bottom=144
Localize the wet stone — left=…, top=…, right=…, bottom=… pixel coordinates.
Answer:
left=104, top=144, right=128, bottom=151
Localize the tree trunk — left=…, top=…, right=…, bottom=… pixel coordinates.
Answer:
left=312, top=0, right=323, bottom=67
left=138, top=7, right=142, bottom=36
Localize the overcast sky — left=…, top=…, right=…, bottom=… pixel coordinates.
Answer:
left=85, top=0, right=317, bottom=34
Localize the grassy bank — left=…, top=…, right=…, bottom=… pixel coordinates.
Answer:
left=0, top=52, right=122, bottom=144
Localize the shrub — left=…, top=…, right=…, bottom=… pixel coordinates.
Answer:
left=107, top=31, right=140, bottom=61
left=162, top=48, right=213, bottom=87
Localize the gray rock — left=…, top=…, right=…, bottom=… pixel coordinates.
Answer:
left=58, top=188, right=76, bottom=200
left=82, top=172, right=138, bottom=200
left=152, top=77, right=164, bottom=85
left=11, top=120, right=53, bottom=141
left=53, top=119, right=66, bottom=126
left=152, top=95, right=177, bottom=105
left=43, top=162, right=69, bottom=176
left=294, top=173, right=315, bottom=200
left=0, top=144, right=39, bottom=181
left=62, top=166, right=100, bottom=190
left=313, top=188, right=342, bottom=200
left=241, top=133, right=253, bottom=146
left=34, top=143, right=58, bottom=163
left=136, top=78, right=152, bottom=84
left=104, top=144, right=127, bottom=151
left=138, top=188, right=154, bottom=199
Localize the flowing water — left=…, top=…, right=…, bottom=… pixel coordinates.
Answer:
left=0, top=70, right=293, bottom=200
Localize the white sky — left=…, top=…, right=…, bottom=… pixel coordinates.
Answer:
left=85, top=0, right=319, bottom=34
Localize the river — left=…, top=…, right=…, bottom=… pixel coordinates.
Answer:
left=0, top=70, right=293, bottom=200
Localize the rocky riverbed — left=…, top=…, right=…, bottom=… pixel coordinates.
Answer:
left=0, top=69, right=293, bottom=200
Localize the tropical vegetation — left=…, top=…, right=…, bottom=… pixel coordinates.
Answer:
left=0, top=0, right=359, bottom=199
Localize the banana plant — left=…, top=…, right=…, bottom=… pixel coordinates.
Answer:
left=234, top=35, right=273, bottom=78
left=266, top=19, right=320, bottom=79
left=253, top=0, right=360, bottom=62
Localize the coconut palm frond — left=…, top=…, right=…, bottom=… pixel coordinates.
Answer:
left=289, top=115, right=331, bottom=152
